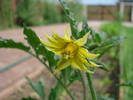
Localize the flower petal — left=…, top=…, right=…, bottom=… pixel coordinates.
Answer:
left=41, top=40, right=63, bottom=55
left=52, top=33, right=65, bottom=42
left=75, top=33, right=89, bottom=46
left=55, top=59, right=71, bottom=73
left=85, top=61, right=99, bottom=67
left=41, top=40, right=60, bottom=49
left=79, top=47, right=99, bottom=59
left=71, top=56, right=93, bottom=73
left=64, top=27, right=71, bottom=40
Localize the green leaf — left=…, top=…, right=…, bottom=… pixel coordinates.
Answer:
left=61, top=67, right=80, bottom=85
left=23, top=27, right=56, bottom=66
left=23, top=27, right=45, bottom=55
left=44, top=50, right=56, bottom=67
left=59, top=0, right=79, bottom=39
left=97, top=95, right=115, bottom=100
left=100, top=36, right=124, bottom=47
left=26, top=77, right=45, bottom=100
left=96, top=62, right=109, bottom=72
left=79, top=19, right=92, bottom=38
left=68, top=70, right=81, bottom=84
left=79, top=19, right=102, bottom=43
left=0, top=37, right=30, bottom=52
left=94, top=33, right=101, bottom=43
left=97, top=45, right=113, bottom=58
left=116, top=82, right=133, bottom=87
left=87, top=43, right=99, bottom=51
left=21, top=97, right=37, bottom=100
left=48, top=88, right=57, bottom=100
left=48, top=81, right=64, bottom=100
left=93, top=36, right=124, bottom=57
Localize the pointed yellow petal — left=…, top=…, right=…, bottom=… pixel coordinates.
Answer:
left=64, top=27, right=71, bottom=41
left=71, top=61, right=93, bottom=73
left=75, top=33, right=89, bottom=46
left=48, top=36, right=66, bottom=48
left=79, top=47, right=99, bottom=59
left=41, top=40, right=60, bottom=49
left=86, top=61, right=99, bottom=67
left=55, top=59, right=71, bottom=73
left=41, top=39, right=63, bottom=55
left=52, top=32, right=62, bottom=40
left=46, top=34, right=58, bottom=44
left=71, top=57, right=93, bottom=73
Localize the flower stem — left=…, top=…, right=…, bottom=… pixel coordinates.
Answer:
left=80, top=71, right=88, bottom=100
left=86, top=73, right=97, bottom=100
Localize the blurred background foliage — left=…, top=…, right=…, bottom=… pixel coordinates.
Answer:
left=0, top=0, right=84, bottom=29
left=101, top=21, right=133, bottom=100
left=0, top=0, right=14, bottom=29
left=16, top=0, right=40, bottom=26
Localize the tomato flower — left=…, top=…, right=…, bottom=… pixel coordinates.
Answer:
left=41, top=30, right=99, bottom=73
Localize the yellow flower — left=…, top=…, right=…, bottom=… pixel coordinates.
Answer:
left=41, top=30, right=99, bottom=73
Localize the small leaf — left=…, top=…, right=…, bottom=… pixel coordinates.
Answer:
left=94, top=33, right=101, bottom=43
left=59, top=0, right=79, bottom=39
left=0, top=37, right=30, bottom=52
left=23, top=27, right=45, bottom=55
left=79, top=19, right=91, bottom=38
left=79, top=19, right=102, bottom=43
left=100, top=36, right=124, bottom=47
left=116, top=82, right=133, bottom=87
left=97, top=95, right=115, bottom=100
left=97, top=45, right=113, bottom=58
left=87, top=43, right=99, bottom=51
left=21, top=97, right=37, bottom=100
left=44, top=50, right=56, bottom=67
left=26, top=77, right=45, bottom=100
left=96, top=62, right=109, bottom=72
left=68, top=70, right=81, bottom=84
left=23, top=27, right=56, bottom=66
left=48, top=81, right=64, bottom=100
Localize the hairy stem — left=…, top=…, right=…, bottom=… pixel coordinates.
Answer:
left=86, top=73, right=97, bottom=100
left=80, top=71, right=89, bottom=100
left=28, top=52, right=76, bottom=100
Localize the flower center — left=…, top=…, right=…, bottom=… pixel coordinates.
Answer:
left=62, top=43, right=78, bottom=59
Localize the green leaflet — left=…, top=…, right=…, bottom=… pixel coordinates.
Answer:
left=117, top=82, right=133, bottom=87
left=59, top=0, right=79, bottom=39
left=23, top=27, right=45, bottom=55
left=97, top=95, right=115, bottom=100
left=21, top=97, right=37, bottom=100
left=100, top=36, right=124, bottom=48
left=27, top=77, right=45, bottom=100
left=0, top=37, right=30, bottom=51
left=48, top=81, right=64, bottom=100
left=93, top=36, right=123, bottom=58
left=79, top=19, right=92, bottom=38
left=23, top=27, right=56, bottom=67
left=95, top=61, right=109, bottom=72
left=79, top=20, right=102, bottom=43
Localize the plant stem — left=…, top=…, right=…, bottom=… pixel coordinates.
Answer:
left=28, top=52, right=76, bottom=100
left=86, top=73, right=97, bottom=100
left=80, top=71, right=88, bottom=100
